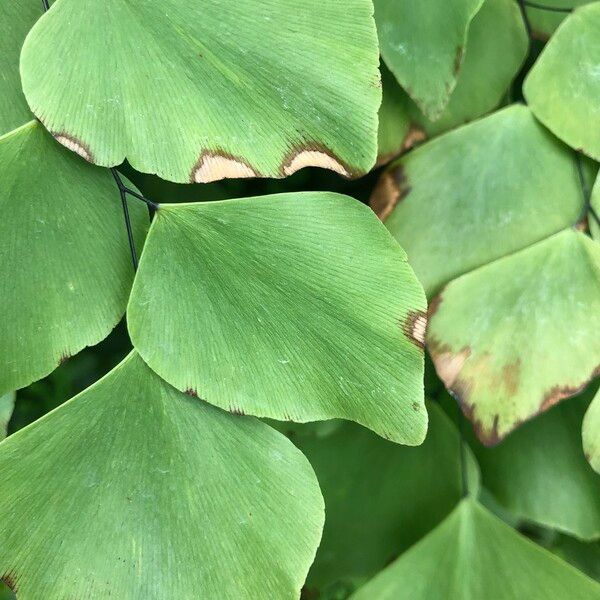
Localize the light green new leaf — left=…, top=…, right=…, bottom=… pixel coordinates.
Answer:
left=0, top=0, right=41, bottom=135
left=371, top=105, right=582, bottom=297
left=350, top=500, right=600, bottom=600
left=472, top=391, right=600, bottom=540
left=0, top=393, right=15, bottom=441
left=525, top=3, right=600, bottom=161
left=20, top=0, right=380, bottom=183
left=583, top=387, right=600, bottom=474
left=427, top=229, right=600, bottom=444
left=374, top=0, right=484, bottom=119
left=288, top=403, right=478, bottom=597
left=0, top=121, right=147, bottom=397
left=0, top=352, right=324, bottom=599
left=129, top=192, right=427, bottom=445
left=376, top=0, right=527, bottom=163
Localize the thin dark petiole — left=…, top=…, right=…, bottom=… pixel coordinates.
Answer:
left=517, top=0, right=533, bottom=38
left=111, top=168, right=139, bottom=271
left=41, top=0, right=49, bottom=10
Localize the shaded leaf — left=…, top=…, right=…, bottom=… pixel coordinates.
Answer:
left=472, top=390, right=600, bottom=540
left=427, top=229, right=600, bottom=444
left=20, top=0, right=380, bottom=182
left=351, top=499, right=600, bottom=600
left=287, top=403, right=479, bottom=596
left=0, top=394, right=15, bottom=441
left=373, top=0, right=484, bottom=119
left=129, top=192, right=427, bottom=444
left=525, top=3, right=600, bottom=160
left=583, top=386, right=600, bottom=474
left=371, top=105, right=582, bottom=296
left=0, top=0, right=41, bottom=135
left=0, top=121, right=147, bottom=396
left=552, top=534, right=600, bottom=582
left=525, top=0, right=593, bottom=40
left=0, top=352, right=324, bottom=598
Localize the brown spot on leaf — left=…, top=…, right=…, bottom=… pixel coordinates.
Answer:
left=281, top=144, right=351, bottom=178
left=185, top=388, right=198, bottom=397
left=53, top=132, right=94, bottom=162
left=375, top=124, right=427, bottom=168
left=59, top=352, right=71, bottom=366
left=428, top=341, right=471, bottom=389
left=453, top=46, right=464, bottom=76
left=2, top=572, right=17, bottom=592
left=369, top=164, right=412, bottom=221
left=190, top=151, right=258, bottom=183
left=402, top=310, right=427, bottom=350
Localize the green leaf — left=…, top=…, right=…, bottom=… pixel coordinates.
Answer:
left=472, top=391, right=600, bottom=540
left=128, top=192, right=427, bottom=444
left=0, top=0, right=41, bottom=135
left=0, top=393, right=15, bottom=441
left=376, top=0, right=527, bottom=163
left=525, top=0, right=593, bottom=40
left=525, top=3, right=600, bottom=161
left=0, top=121, right=147, bottom=396
left=552, top=534, right=600, bottom=582
left=20, top=0, right=380, bottom=183
left=288, top=402, right=478, bottom=597
left=374, top=0, right=484, bottom=119
left=371, top=105, right=582, bottom=297
left=583, top=387, right=600, bottom=474
left=0, top=352, right=324, bottom=598
left=427, top=229, right=600, bottom=444
left=350, top=499, right=600, bottom=599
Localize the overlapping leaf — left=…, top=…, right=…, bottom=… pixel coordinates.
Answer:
left=128, top=192, right=427, bottom=444
left=0, top=121, right=147, bottom=396
left=350, top=500, right=600, bottom=599
left=373, top=0, right=484, bottom=119
left=20, top=0, right=380, bottom=183
left=286, top=403, right=479, bottom=597
left=472, top=391, right=600, bottom=539
left=427, top=230, right=600, bottom=443
left=583, top=387, right=600, bottom=474
left=372, top=105, right=583, bottom=294
left=0, top=394, right=15, bottom=441
left=0, top=0, right=41, bottom=135
left=525, top=3, right=600, bottom=160
left=0, top=352, right=324, bottom=598
left=377, top=0, right=527, bottom=163
left=525, top=0, right=592, bottom=39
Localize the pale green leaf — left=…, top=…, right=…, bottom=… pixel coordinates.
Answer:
left=0, top=352, right=324, bottom=599
left=0, top=393, right=15, bottom=441
left=289, top=402, right=478, bottom=597
left=371, top=105, right=582, bottom=296
left=128, top=192, right=427, bottom=445
left=0, top=121, right=147, bottom=396
left=0, top=0, right=41, bottom=135
left=374, top=0, right=484, bottom=119
left=525, top=3, right=600, bottom=161
left=350, top=499, right=600, bottom=600
left=472, top=391, right=600, bottom=540
left=20, top=0, right=380, bottom=183
left=427, top=229, right=600, bottom=444
left=583, top=387, right=600, bottom=474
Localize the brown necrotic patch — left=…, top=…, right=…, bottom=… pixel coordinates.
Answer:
left=281, top=144, right=351, bottom=178
left=453, top=45, right=465, bottom=76
left=375, top=124, right=427, bottom=168
left=184, top=388, right=198, bottom=397
left=2, top=571, right=17, bottom=593
left=190, top=151, right=258, bottom=183
left=52, top=132, right=94, bottom=162
left=402, top=310, right=427, bottom=350
left=369, top=164, right=412, bottom=221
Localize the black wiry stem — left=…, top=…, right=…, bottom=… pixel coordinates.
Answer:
left=517, top=0, right=533, bottom=38
left=41, top=0, right=49, bottom=10
left=112, top=168, right=139, bottom=271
